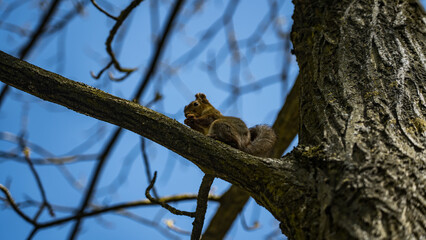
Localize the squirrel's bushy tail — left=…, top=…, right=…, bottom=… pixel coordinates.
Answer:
left=243, top=125, right=276, bottom=157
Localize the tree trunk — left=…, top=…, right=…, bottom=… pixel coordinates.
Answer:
left=289, top=0, right=426, bottom=239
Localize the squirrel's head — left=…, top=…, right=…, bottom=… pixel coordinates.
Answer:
left=184, top=93, right=214, bottom=118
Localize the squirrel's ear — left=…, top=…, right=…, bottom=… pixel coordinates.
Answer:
left=195, top=93, right=206, bottom=100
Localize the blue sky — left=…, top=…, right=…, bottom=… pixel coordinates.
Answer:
left=0, top=1, right=295, bottom=239
left=1, top=0, right=424, bottom=239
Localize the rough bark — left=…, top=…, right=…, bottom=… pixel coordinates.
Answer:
left=291, top=0, right=425, bottom=239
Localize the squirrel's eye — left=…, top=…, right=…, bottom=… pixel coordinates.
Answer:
left=193, top=102, right=199, bottom=107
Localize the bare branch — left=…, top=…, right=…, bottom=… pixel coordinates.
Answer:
left=145, top=172, right=195, bottom=217
left=90, top=61, right=113, bottom=79
left=20, top=145, right=55, bottom=218
left=0, top=184, right=35, bottom=225
left=2, top=191, right=220, bottom=239
left=103, top=0, right=142, bottom=74
left=164, top=219, right=191, bottom=236
left=0, top=51, right=301, bottom=236
left=240, top=209, right=260, bottom=231
left=90, top=0, right=117, bottom=20
left=0, top=151, right=97, bottom=165
left=191, top=174, right=214, bottom=240
left=141, top=137, right=159, bottom=198
left=115, top=210, right=181, bottom=239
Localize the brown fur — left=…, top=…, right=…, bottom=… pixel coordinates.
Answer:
left=184, top=93, right=276, bottom=157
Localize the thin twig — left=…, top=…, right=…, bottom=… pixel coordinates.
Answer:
left=141, top=138, right=159, bottom=198
left=115, top=210, right=181, bottom=240
left=0, top=152, right=97, bottom=165
left=240, top=209, right=260, bottom=231
left=90, top=0, right=117, bottom=20
left=27, top=228, right=38, bottom=240
left=191, top=174, right=215, bottom=240
left=7, top=193, right=220, bottom=216
left=108, top=71, right=132, bottom=81
left=19, top=139, right=55, bottom=218
left=0, top=184, right=35, bottom=225
left=105, top=0, right=144, bottom=73
left=145, top=172, right=195, bottom=217
left=165, top=219, right=192, bottom=235
left=15, top=193, right=220, bottom=230
left=91, top=61, right=113, bottom=79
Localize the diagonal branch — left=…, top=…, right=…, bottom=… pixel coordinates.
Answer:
left=20, top=143, right=55, bottom=219
left=145, top=172, right=195, bottom=217
left=90, top=0, right=117, bottom=20
left=0, top=184, right=35, bottom=225
left=0, top=50, right=289, bottom=187
left=0, top=51, right=304, bottom=231
left=104, top=0, right=144, bottom=73
left=0, top=190, right=221, bottom=240
left=191, top=174, right=215, bottom=240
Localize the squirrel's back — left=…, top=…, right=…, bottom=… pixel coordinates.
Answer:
left=184, top=93, right=276, bottom=157
left=243, top=125, right=276, bottom=157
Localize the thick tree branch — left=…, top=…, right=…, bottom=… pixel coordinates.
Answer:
left=0, top=51, right=304, bottom=226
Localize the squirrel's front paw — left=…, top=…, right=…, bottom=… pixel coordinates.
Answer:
left=184, top=117, right=195, bottom=126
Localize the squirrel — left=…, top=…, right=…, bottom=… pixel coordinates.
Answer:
left=184, top=93, right=276, bottom=157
